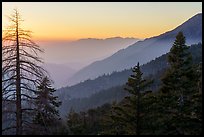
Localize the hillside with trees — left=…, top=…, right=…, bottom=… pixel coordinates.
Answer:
left=57, top=42, right=202, bottom=117
left=64, top=32, right=202, bottom=135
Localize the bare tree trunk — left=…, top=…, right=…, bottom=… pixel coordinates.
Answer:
left=2, top=9, right=46, bottom=135
left=15, top=12, right=22, bottom=135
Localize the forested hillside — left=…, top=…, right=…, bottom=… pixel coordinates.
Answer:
left=58, top=43, right=202, bottom=117
left=68, top=13, right=202, bottom=85
left=64, top=33, right=202, bottom=135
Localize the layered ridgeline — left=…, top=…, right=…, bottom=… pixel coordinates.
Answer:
left=68, top=13, right=202, bottom=86
left=38, top=37, right=140, bottom=88
left=57, top=43, right=202, bottom=117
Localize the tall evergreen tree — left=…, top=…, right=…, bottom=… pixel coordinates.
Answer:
left=110, top=62, right=152, bottom=135
left=159, top=31, right=201, bottom=134
left=161, top=31, right=198, bottom=95
left=32, top=76, right=61, bottom=134
left=67, top=108, right=85, bottom=135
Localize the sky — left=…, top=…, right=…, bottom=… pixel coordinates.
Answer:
left=2, top=2, right=202, bottom=41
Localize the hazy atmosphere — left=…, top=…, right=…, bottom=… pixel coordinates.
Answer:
left=2, top=2, right=202, bottom=135
left=2, top=2, right=202, bottom=88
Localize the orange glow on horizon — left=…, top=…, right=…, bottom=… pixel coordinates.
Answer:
left=2, top=2, right=202, bottom=42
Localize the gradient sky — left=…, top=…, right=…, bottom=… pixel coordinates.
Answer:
left=2, top=2, right=202, bottom=41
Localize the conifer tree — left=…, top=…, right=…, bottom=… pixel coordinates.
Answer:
left=110, top=62, right=152, bottom=135
left=33, top=76, right=61, bottom=134
left=159, top=31, right=201, bottom=134
left=67, top=108, right=84, bottom=135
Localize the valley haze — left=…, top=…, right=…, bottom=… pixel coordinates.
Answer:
left=37, top=37, right=140, bottom=88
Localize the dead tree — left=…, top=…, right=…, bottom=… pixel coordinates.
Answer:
left=2, top=9, right=46, bottom=135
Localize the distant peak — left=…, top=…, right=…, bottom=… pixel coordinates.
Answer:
left=105, top=37, right=140, bottom=40
left=188, top=13, right=202, bottom=21
left=77, top=37, right=141, bottom=42
left=195, top=12, right=202, bottom=16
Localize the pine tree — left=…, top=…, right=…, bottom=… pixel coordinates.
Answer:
left=161, top=31, right=197, bottom=95
left=110, top=62, right=152, bottom=135
left=159, top=31, right=201, bottom=134
left=33, top=76, right=61, bottom=134
left=67, top=108, right=85, bottom=135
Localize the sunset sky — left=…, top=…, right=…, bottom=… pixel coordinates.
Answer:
left=2, top=2, right=202, bottom=41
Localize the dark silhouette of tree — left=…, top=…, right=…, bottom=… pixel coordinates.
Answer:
left=110, top=62, right=152, bottom=135
left=2, top=9, right=46, bottom=135
left=32, top=76, right=61, bottom=134
left=67, top=108, right=83, bottom=135
left=159, top=32, right=201, bottom=134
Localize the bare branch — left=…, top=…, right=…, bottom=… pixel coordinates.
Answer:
left=2, top=89, right=16, bottom=93
left=3, top=82, right=16, bottom=91
left=2, top=68, right=16, bottom=75
left=2, top=75, right=17, bottom=81
left=20, top=76, right=41, bottom=85
left=19, top=52, right=42, bottom=63
left=21, top=108, right=35, bottom=111
left=20, top=86, right=38, bottom=94
left=20, top=67, right=43, bottom=78
left=2, top=56, right=17, bottom=62
left=2, top=93, right=16, bottom=101
left=2, top=126, right=17, bottom=132
left=21, top=94, right=37, bottom=100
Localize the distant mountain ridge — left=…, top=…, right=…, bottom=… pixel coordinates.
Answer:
left=57, top=43, right=202, bottom=117
left=39, top=37, right=140, bottom=65
left=56, top=43, right=202, bottom=99
left=68, top=13, right=202, bottom=86
left=75, top=37, right=138, bottom=42
left=38, top=37, right=140, bottom=88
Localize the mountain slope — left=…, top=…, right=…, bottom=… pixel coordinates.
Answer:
left=38, top=37, right=140, bottom=88
left=68, top=13, right=202, bottom=86
left=38, top=37, right=140, bottom=68
left=56, top=43, right=202, bottom=99
left=57, top=43, right=202, bottom=117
